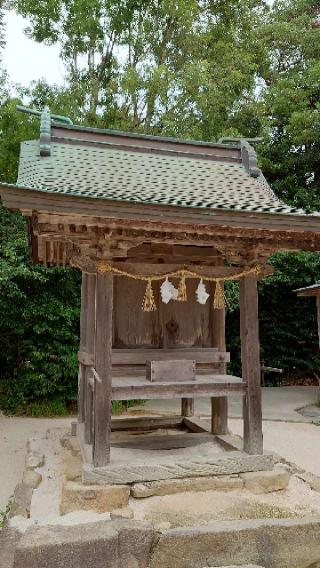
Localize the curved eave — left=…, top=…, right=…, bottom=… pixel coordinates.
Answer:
left=1, top=182, right=320, bottom=239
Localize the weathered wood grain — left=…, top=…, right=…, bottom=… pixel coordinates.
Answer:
left=183, top=417, right=211, bottom=433
left=78, top=273, right=88, bottom=423
left=111, top=416, right=184, bottom=432
left=112, top=348, right=227, bottom=364
left=146, top=360, right=196, bottom=382
left=211, top=281, right=228, bottom=435
left=317, top=296, right=320, bottom=348
left=93, top=272, right=113, bottom=467
left=240, top=273, right=263, bottom=455
left=84, top=274, right=96, bottom=444
left=77, top=350, right=94, bottom=366
left=181, top=398, right=194, bottom=417
left=111, top=375, right=245, bottom=400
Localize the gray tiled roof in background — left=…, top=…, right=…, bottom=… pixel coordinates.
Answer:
left=17, top=139, right=308, bottom=215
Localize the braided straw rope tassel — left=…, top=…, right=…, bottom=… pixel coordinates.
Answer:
left=142, top=279, right=157, bottom=312
left=213, top=280, right=227, bottom=309
left=177, top=272, right=187, bottom=302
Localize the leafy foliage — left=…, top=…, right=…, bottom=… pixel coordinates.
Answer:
left=227, top=252, right=320, bottom=377
left=0, top=205, right=81, bottom=414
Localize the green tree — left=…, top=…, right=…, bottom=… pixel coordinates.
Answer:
left=0, top=96, right=81, bottom=414
left=15, top=0, right=268, bottom=138
left=259, top=0, right=320, bottom=211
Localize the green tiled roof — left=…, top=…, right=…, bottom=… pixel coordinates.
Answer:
left=17, top=139, right=308, bottom=215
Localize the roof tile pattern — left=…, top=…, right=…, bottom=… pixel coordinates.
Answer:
left=17, top=140, right=306, bottom=215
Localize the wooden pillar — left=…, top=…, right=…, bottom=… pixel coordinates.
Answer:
left=211, top=282, right=228, bottom=434
left=84, top=273, right=96, bottom=444
left=316, top=296, right=320, bottom=348
left=240, top=273, right=263, bottom=455
left=181, top=398, right=194, bottom=417
left=78, top=273, right=88, bottom=423
left=93, top=271, right=113, bottom=467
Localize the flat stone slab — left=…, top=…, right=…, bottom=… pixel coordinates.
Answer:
left=298, top=471, right=320, bottom=493
left=131, top=474, right=243, bottom=498
left=13, top=519, right=154, bottom=568
left=13, top=521, right=119, bottom=568
left=25, top=451, right=44, bottom=471
left=22, top=470, right=42, bottom=489
left=240, top=469, right=290, bottom=494
left=148, top=517, right=320, bottom=568
left=83, top=452, right=273, bottom=485
left=61, top=481, right=130, bottom=514
left=10, top=484, right=32, bottom=519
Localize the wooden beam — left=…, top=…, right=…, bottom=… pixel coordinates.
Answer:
left=211, top=282, right=228, bottom=435
left=2, top=185, right=320, bottom=236
left=84, top=274, right=96, bottom=444
left=112, top=348, right=227, bottom=365
left=78, top=273, right=88, bottom=423
left=111, top=416, right=184, bottom=431
left=93, top=271, right=113, bottom=467
left=111, top=375, right=245, bottom=400
left=240, top=273, right=263, bottom=455
left=110, top=263, right=248, bottom=279
left=181, top=398, right=194, bottom=417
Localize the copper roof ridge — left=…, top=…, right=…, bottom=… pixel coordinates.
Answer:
left=51, top=121, right=240, bottom=150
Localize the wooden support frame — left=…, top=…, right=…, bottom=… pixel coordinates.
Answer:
left=78, top=273, right=88, bottom=423
left=317, top=296, right=320, bottom=348
left=84, top=274, right=96, bottom=444
left=240, top=273, right=263, bottom=454
left=211, top=282, right=228, bottom=435
left=93, top=271, right=113, bottom=467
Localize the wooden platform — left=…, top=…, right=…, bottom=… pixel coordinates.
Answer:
left=78, top=416, right=272, bottom=485
left=111, top=374, right=245, bottom=400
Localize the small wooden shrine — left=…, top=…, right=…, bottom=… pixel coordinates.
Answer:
left=1, top=107, right=320, bottom=478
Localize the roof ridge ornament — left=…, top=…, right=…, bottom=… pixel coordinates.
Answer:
left=40, top=106, right=51, bottom=157
left=16, top=105, right=73, bottom=157
left=217, top=137, right=262, bottom=178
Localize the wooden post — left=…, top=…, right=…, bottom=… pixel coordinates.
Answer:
left=84, top=273, right=96, bottom=444
left=93, top=271, right=113, bottom=467
left=316, top=296, right=320, bottom=348
left=240, top=273, right=263, bottom=455
left=181, top=398, right=194, bottom=417
left=78, top=273, right=88, bottom=423
left=211, top=282, right=228, bottom=434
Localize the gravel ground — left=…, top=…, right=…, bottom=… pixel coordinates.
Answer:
left=230, top=418, right=320, bottom=475
left=0, top=415, right=71, bottom=511
left=0, top=387, right=319, bottom=513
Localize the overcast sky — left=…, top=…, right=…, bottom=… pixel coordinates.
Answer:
left=4, top=11, right=64, bottom=86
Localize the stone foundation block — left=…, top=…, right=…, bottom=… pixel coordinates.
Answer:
left=13, top=521, right=119, bottom=568
left=25, top=451, right=44, bottom=471
left=115, top=519, right=155, bottom=568
left=60, top=480, right=130, bottom=514
left=298, top=472, right=320, bottom=493
left=241, top=468, right=289, bottom=494
left=148, top=517, right=320, bottom=568
left=61, top=435, right=81, bottom=457
left=10, top=484, right=32, bottom=518
left=22, top=470, right=42, bottom=489
left=110, top=507, right=134, bottom=519
left=131, top=475, right=243, bottom=498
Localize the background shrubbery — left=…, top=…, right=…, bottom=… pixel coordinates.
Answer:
left=0, top=0, right=320, bottom=413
